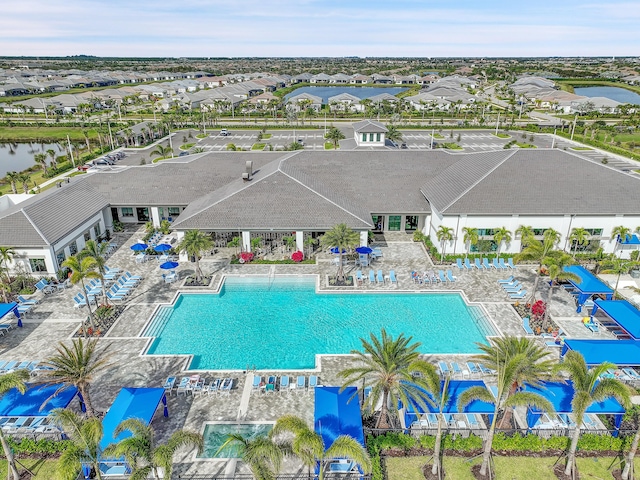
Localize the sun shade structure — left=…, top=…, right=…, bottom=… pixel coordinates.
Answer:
left=561, top=339, right=640, bottom=366
left=0, top=302, right=21, bottom=327
left=525, top=381, right=625, bottom=432
left=0, top=383, right=77, bottom=417
left=592, top=299, right=640, bottom=339
left=100, top=387, right=167, bottom=451
left=402, top=380, right=495, bottom=428
left=617, top=234, right=640, bottom=245
left=564, top=265, right=613, bottom=313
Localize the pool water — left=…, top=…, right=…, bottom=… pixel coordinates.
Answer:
left=144, top=277, right=495, bottom=370
left=199, top=423, right=273, bottom=458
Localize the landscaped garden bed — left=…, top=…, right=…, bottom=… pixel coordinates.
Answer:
left=183, top=275, right=213, bottom=287
left=74, top=304, right=126, bottom=337
left=512, top=300, right=560, bottom=335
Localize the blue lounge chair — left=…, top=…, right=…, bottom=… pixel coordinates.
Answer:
left=507, top=258, right=517, bottom=269
left=16, top=304, right=32, bottom=315
left=503, top=283, right=522, bottom=292
left=499, top=258, right=508, bottom=269
left=309, top=375, right=318, bottom=389
left=356, top=270, right=363, bottom=285
left=427, top=413, right=438, bottom=425
left=163, top=377, right=176, bottom=394
left=466, top=413, right=480, bottom=428
left=546, top=341, right=562, bottom=348
left=492, top=258, right=502, bottom=269
left=17, top=295, right=38, bottom=305
left=369, top=270, right=375, bottom=284
left=498, top=276, right=515, bottom=284
left=389, top=270, right=397, bottom=285
left=297, top=376, right=306, bottom=390
left=522, top=317, right=535, bottom=335
left=446, top=269, right=456, bottom=282
left=438, top=361, right=450, bottom=376
left=279, top=375, right=290, bottom=391
left=456, top=258, right=464, bottom=269
left=0, top=361, right=17, bottom=373
left=377, top=270, right=384, bottom=284
left=475, top=258, right=484, bottom=270
left=464, top=258, right=473, bottom=270
left=34, top=279, right=55, bottom=295
left=252, top=375, right=262, bottom=390
left=584, top=318, right=599, bottom=333
left=466, top=362, right=481, bottom=376
left=509, top=290, right=527, bottom=300
left=450, top=362, right=465, bottom=377
left=478, top=363, right=496, bottom=375
left=483, top=258, right=492, bottom=269
left=106, top=291, right=127, bottom=303
left=73, top=293, right=89, bottom=308
left=438, top=270, right=447, bottom=282
left=623, top=368, right=640, bottom=381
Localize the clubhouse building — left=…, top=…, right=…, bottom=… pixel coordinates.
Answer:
left=0, top=149, right=639, bottom=274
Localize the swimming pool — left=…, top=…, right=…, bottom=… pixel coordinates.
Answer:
left=199, top=422, right=273, bottom=458
left=143, top=277, right=496, bottom=370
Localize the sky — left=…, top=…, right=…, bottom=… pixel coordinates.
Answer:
left=1, top=0, right=639, bottom=58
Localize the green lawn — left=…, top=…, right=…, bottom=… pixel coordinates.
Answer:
left=261, top=133, right=272, bottom=139
left=0, top=126, right=100, bottom=142
left=196, top=133, right=207, bottom=139
left=324, top=142, right=337, bottom=150
left=493, top=133, right=511, bottom=138
left=442, top=142, right=463, bottom=150
left=0, top=459, right=58, bottom=479
left=251, top=143, right=266, bottom=150
left=571, top=146, right=593, bottom=150
left=432, top=133, right=445, bottom=139
left=516, top=142, right=537, bottom=148
left=180, top=143, right=195, bottom=150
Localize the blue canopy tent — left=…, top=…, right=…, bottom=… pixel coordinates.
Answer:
left=525, top=381, right=625, bottom=434
left=0, top=302, right=22, bottom=328
left=0, top=383, right=77, bottom=417
left=402, top=380, right=496, bottom=427
left=561, top=339, right=640, bottom=366
left=618, top=234, right=640, bottom=246
left=592, top=299, right=640, bottom=339
left=99, top=388, right=167, bottom=476
left=564, top=265, right=613, bottom=313
left=314, top=386, right=365, bottom=474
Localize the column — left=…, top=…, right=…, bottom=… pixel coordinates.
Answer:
left=150, top=207, right=161, bottom=228
left=295, top=231, right=304, bottom=252
left=241, top=231, right=251, bottom=252
left=360, top=230, right=368, bottom=247
left=176, top=231, right=187, bottom=261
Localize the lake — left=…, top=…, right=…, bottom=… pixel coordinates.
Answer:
left=284, top=86, right=409, bottom=104
left=574, top=86, right=640, bottom=105
left=0, top=142, right=67, bottom=179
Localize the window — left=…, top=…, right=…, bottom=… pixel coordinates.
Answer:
left=56, top=251, right=65, bottom=268
left=29, top=258, right=47, bottom=272
left=93, top=224, right=101, bottom=238
left=158, top=207, right=165, bottom=219
left=405, top=216, right=419, bottom=231
left=584, top=228, right=603, bottom=236
left=84, top=231, right=91, bottom=242
left=168, top=207, right=181, bottom=217
left=376, top=133, right=381, bottom=142
left=532, top=228, right=549, bottom=236
left=388, top=215, right=401, bottom=231
left=369, top=133, right=374, bottom=142
left=362, top=133, right=367, bottom=142
left=69, top=243, right=78, bottom=255
left=477, top=228, right=496, bottom=236
left=121, top=207, right=134, bottom=218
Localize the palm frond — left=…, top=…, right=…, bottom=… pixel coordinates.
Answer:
left=505, top=391, right=554, bottom=413
left=324, top=435, right=372, bottom=473
left=458, top=385, right=494, bottom=410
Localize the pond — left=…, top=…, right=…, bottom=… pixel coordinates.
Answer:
left=574, top=86, right=640, bottom=105
left=284, top=86, right=409, bottom=104
left=0, top=142, right=67, bottom=179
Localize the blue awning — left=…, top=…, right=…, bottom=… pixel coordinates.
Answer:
left=525, top=381, right=625, bottom=430
left=100, top=388, right=166, bottom=450
left=0, top=383, right=77, bottom=417
left=314, top=386, right=365, bottom=450
left=562, top=339, right=640, bottom=366
left=592, top=299, right=640, bottom=340
left=564, top=265, right=614, bottom=313
left=403, top=380, right=495, bottom=417
left=0, top=302, right=21, bottom=327
left=617, top=234, right=640, bottom=245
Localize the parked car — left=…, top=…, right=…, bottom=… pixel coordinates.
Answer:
left=179, top=151, right=190, bottom=157
left=77, top=163, right=93, bottom=171
left=400, top=143, right=408, bottom=149
left=220, top=128, right=229, bottom=136
left=297, top=138, right=305, bottom=146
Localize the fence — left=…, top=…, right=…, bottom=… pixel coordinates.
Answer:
left=177, top=474, right=372, bottom=480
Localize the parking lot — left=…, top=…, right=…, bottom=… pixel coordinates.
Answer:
left=198, top=129, right=329, bottom=151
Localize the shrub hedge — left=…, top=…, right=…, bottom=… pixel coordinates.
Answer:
left=6, top=437, right=73, bottom=456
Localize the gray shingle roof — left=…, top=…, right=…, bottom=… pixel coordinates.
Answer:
left=352, top=120, right=388, bottom=133
left=0, top=211, right=47, bottom=247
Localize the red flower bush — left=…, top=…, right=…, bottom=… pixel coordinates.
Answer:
left=531, top=300, right=546, bottom=318
left=239, top=252, right=254, bottom=263
left=291, top=251, right=304, bottom=262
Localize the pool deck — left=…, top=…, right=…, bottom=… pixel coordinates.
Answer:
left=0, top=227, right=615, bottom=477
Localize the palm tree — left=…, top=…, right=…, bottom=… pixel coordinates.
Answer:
left=435, top=226, right=454, bottom=262
left=612, top=225, right=631, bottom=257
left=462, top=227, right=479, bottom=260
left=557, top=351, right=631, bottom=477
left=104, top=418, right=203, bottom=480
left=543, top=253, right=579, bottom=330
left=34, top=152, right=49, bottom=177
left=419, top=364, right=452, bottom=477
left=46, top=148, right=58, bottom=169
left=0, top=370, right=30, bottom=480
left=515, top=228, right=561, bottom=302
left=386, top=124, right=403, bottom=144
left=569, top=227, right=590, bottom=258
left=151, top=145, right=173, bottom=159
left=177, top=230, right=212, bottom=283
left=515, top=225, right=535, bottom=248
left=325, top=126, right=345, bottom=149
left=50, top=409, right=104, bottom=480
left=79, top=240, right=110, bottom=305
left=217, top=433, right=282, bottom=480
left=601, top=258, right=635, bottom=297
left=271, top=415, right=371, bottom=480
left=0, top=246, right=15, bottom=283
left=17, top=173, right=31, bottom=193
left=37, top=338, right=112, bottom=418
left=493, top=226, right=512, bottom=258
left=459, top=337, right=554, bottom=477
left=338, top=329, right=435, bottom=429
left=62, top=254, right=100, bottom=329
left=4, top=171, right=19, bottom=194
left=319, top=223, right=360, bottom=282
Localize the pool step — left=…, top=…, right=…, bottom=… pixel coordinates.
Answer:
left=144, top=306, right=173, bottom=337
left=468, top=305, right=496, bottom=336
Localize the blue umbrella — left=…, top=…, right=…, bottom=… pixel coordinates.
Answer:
left=160, top=261, right=179, bottom=270
left=330, top=247, right=346, bottom=254
left=154, top=243, right=172, bottom=252
left=130, top=243, right=148, bottom=251
left=355, top=246, right=373, bottom=254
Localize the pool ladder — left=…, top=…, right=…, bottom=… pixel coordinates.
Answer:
left=268, top=265, right=276, bottom=289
